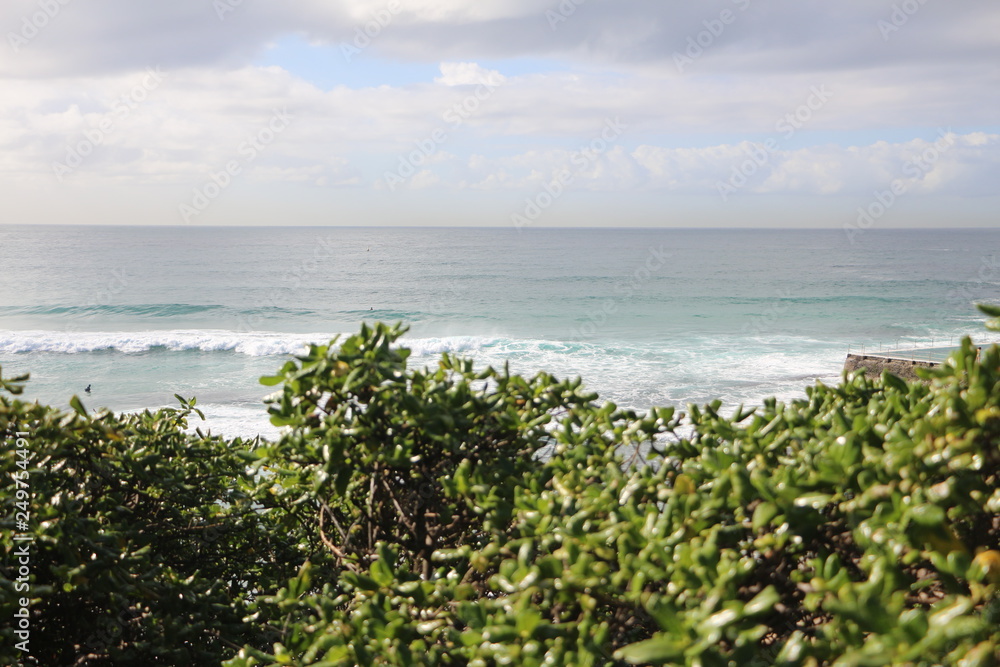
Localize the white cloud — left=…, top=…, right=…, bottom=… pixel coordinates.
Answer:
left=2, top=1, right=998, bottom=77
left=2, top=55, right=996, bottom=198
left=434, top=62, right=505, bottom=87
left=409, top=133, right=1000, bottom=197
left=408, top=169, right=442, bottom=189
left=0, top=0, right=997, bottom=226
left=336, top=0, right=540, bottom=23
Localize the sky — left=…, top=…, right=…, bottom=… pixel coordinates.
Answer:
left=1, top=0, right=998, bottom=228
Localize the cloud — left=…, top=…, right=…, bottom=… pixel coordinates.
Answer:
left=2, top=0, right=998, bottom=76
left=411, top=133, right=1000, bottom=197
left=434, top=62, right=505, bottom=86
left=0, top=0, right=997, bottom=226
left=1, top=48, right=996, bottom=199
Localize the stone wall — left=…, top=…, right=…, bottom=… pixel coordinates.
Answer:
left=842, top=354, right=938, bottom=382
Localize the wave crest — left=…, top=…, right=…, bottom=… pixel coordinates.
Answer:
left=0, top=330, right=326, bottom=356
left=0, top=330, right=515, bottom=358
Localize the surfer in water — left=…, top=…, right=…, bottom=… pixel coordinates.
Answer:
left=85, top=384, right=92, bottom=394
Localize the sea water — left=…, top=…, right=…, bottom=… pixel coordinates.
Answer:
left=1, top=225, right=997, bottom=439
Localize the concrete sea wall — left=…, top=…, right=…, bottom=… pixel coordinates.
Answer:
left=843, top=354, right=938, bottom=382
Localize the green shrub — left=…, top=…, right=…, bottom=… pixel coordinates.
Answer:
left=3, top=319, right=999, bottom=665
left=227, top=323, right=999, bottom=666
left=0, top=386, right=301, bottom=665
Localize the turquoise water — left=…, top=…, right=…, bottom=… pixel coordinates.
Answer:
left=1, top=225, right=997, bottom=438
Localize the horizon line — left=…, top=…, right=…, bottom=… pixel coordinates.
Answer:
left=2, top=223, right=997, bottom=232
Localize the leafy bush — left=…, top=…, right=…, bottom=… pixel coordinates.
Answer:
left=228, top=323, right=1000, bottom=666
left=3, top=320, right=1000, bottom=665
left=0, top=386, right=302, bottom=665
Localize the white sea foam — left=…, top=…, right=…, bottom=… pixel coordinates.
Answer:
left=0, top=330, right=333, bottom=356
left=0, top=329, right=534, bottom=358
left=182, top=402, right=283, bottom=442
left=403, top=335, right=500, bottom=356
left=6, top=327, right=995, bottom=441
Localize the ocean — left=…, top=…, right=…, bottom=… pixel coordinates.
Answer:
left=1, top=225, right=997, bottom=440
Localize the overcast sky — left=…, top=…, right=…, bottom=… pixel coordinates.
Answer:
left=1, top=0, right=997, bottom=227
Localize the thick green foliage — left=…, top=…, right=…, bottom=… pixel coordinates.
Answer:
left=228, top=324, right=1000, bottom=666
left=3, top=321, right=1000, bottom=665
left=0, top=390, right=302, bottom=665
left=253, top=322, right=603, bottom=580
